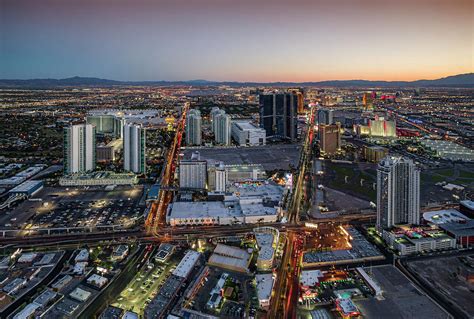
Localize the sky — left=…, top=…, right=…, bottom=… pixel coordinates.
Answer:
left=0, top=0, right=473, bottom=82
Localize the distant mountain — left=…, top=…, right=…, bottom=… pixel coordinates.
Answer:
left=0, top=73, right=473, bottom=88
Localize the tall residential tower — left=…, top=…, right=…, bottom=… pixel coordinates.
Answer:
left=186, top=109, right=202, bottom=146
left=123, top=123, right=146, bottom=174
left=376, top=156, right=420, bottom=231
left=63, top=124, right=96, bottom=174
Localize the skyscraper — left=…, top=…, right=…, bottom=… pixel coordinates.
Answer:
left=288, top=88, right=305, bottom=114
left=186, top=109, right=202, bottom=146
left=213, top=162, right=227, bottom=192
left=214, top=111, right=231, bottom=145
left=376, top=156, right=420, bottom=232
left=86, top=114, right=123, bottom=137
left=259, top=93, right=298, bottom=141
left=63, top=124, right=96, bottom=175
left=123, top=123, right=146, bottom=174
left=179, top=151, right=207, bottom=189
left=210, top=107, right=222, bottom=133
left=317, top=108, right=334, bottom=125
left=319, top=123, right=341, bottom=155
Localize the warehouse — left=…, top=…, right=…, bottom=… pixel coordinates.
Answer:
left=8, top=180, right=43, bottom=197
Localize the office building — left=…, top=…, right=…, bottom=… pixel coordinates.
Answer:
left=376, top=156, right=420, bottom=231
left=185, top=109, right=202, bottom=146
left=123, top=123, right=146, bottom=174
left=63, top=124, right=96, bottom=175
left=214, top=111, right=231, bottom=145
left=179, top=151, right=207, bottom=189
left=319, top=123, right=341, bottom=155
left=231, top=121, right=266, bottom=146
left=259, top=93, right=298, bottom=141
left=317, top=108, right=334, bottom=125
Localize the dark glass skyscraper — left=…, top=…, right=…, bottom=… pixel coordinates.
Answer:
left=259, top=93, right=298, bottom=141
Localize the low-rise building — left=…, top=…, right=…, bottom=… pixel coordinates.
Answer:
left=208, top=244, right=251, bottom=273
left=382, top=225, right=456, bottom=255
left=87, top=274, right=109, bottom=289
left=69, top=287, right=92, bottom=302
left=172, top=250, right=201, bottom=279
left=255, top=273, right=274, bottom=309
left=231, top=121, right=266, bottom=146
left=59, top=171, right=138, bottom=186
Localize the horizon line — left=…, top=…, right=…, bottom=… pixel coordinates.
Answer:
left=1, top=72, right=473, bottom=84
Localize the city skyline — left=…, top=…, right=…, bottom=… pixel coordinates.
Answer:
left=1, top=0, right=472, bottom=81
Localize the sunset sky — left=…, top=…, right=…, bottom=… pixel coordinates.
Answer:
left=1, top=0, right=473, bottom=81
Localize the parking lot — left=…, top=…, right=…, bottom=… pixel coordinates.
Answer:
left=1, top=186, right=144, bottom=231
left=355, top=265, right=448, bottom=319
left=183, top=144, right=301, bottom=171
left=190, top=266, right=254, bottom=318
left=302, top=228, right=383, bottom=266
left=406, top=255, right=474, bottom=318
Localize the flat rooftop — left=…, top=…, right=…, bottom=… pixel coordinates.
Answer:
left=255, top=273, right=274, bottom=301
left=168, top=200, right=277, bottom=220
left=172, top=250, right=200, bottom=279
left=233, top=121, right=261, bottom=131
left=423, top=209, right=470, bottom=224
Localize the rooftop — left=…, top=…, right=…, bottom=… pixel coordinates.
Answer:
left=423, top=209, right=470, bottom=224
left=172, top=250, right=200, bottom=279
left=255, top=273, right=274, bottom=302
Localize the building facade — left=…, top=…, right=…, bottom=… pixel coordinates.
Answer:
left=376, top=157, right=420, bottom=231
left=319, top=123, right=341, bottom=155
left=185, top=109, right=202, bottom=146
left=123, top=123, right=146, bottom=174
left=259, top=93, right=298, bottom=141
left=214, top=112, right=231, bottom=145
left=231, top=121, right=266, bottom=146
left=317, top=108, right=334, bottom=125
left=179, top=151, right=207, bottom=189
left=63, top=124, right=96, bottom=175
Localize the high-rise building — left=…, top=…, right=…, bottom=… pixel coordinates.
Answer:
left=214, top=162, right=227, bottom=192
left=86, top=114, right=123, bottom=137
left=362, top=92, right=375, bottom=111
left=179, top=151, right=207, bottom=189
left=288, top=88, right=305, bottom=114
left=186, top=109, right=202, bottom=146
left=317, top=108, right=334, bottom=125
left=376, top=156, right=420, bottom=232
left=259, top=93, right=298, bottom=141
left=210, top=107, right=222, bottom=134
left=123, top=123, right=146, bottom=174
left=319, top=123, right=341, bottom=155
left=63, top=124, right=96, bottom=175
left=214, top=111, right=231, bottom=146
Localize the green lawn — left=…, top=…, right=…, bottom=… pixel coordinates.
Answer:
left=459, top=170, right=474, bottom=179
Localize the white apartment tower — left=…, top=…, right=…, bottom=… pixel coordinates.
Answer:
left=214, top=112, right=231, bottom=145
left=63, top=124, right=96, bottom=174
left=186, top=109, right=202, bottom=146
left=376, top=156, right=420, bottom=232
left=123, top=123, right=146, bottom=174
left=214, top=162, right=228, bottom=192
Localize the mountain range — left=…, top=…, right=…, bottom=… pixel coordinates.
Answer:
left=0, top=73, right=473, bottom=88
